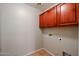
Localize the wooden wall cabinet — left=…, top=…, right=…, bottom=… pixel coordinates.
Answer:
left=40, top=7, right=57, bottom=28
left=39, top=3, right=78, bottom=28
left=58, top=3, right=77, bottom=26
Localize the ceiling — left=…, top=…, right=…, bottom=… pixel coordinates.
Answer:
left=26, top=3, right=56, bottom=11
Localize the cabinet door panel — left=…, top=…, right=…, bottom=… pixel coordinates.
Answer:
left=40, top=12, right=48, bottom=28
left=60, top=3, right=76, bottom=25
left=40, top=15, right=44, bottom=27
left=57, top=4, right=62, bottom=26
left=76, top=3, right=79, bottom=25
left=47, top=7, right=57, bottom=27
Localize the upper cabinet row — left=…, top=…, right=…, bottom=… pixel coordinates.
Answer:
left=39, top=3, right=79, bottom=28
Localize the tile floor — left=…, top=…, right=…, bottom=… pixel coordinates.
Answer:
left=31, top=49, right=52, bottom=56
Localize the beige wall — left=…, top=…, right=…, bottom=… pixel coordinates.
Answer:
left=42, top=26, right=78, bottom=56
left=0, top=5, right=1, bottom=54
left=0, top=8, right=1, bottom=53
left=0, top=3, right=43, bottom=56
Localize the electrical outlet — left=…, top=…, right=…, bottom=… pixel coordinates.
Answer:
left=49, top=34, right=52, bottom=36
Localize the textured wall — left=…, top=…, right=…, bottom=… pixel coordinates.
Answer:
left=43, top=26, right=78, bottom=56
left=0, top=3, right=43, bottom=56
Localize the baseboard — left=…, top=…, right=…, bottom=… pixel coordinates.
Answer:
left=24, top=48, right=55, bottom=56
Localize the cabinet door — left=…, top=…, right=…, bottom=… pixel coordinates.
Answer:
left=47, top=7, right=57, bottom=27
left=40, top=12, right=48, bottom=28
left=59, top=3, right=76, bottom=25
left=76, top=3, right=79, bottom=25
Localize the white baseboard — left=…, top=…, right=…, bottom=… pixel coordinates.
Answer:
left=24, top=48, right=55, bottom=56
